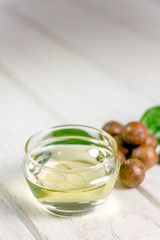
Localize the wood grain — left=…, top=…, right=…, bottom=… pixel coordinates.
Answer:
left=0, top=191, right=36, bottom=240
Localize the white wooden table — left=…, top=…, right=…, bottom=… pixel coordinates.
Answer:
left=0, top=0, right=160, bottom=239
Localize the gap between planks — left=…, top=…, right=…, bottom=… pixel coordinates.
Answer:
left=0, top=184, right=45, bottom=240
left=137, top=186, right=160, bottom=211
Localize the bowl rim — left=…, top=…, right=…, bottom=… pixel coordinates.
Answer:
left=24, top=124, right=119, bottom=173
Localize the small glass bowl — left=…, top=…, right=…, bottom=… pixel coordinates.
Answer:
left=23, top=124, right=120, bottom=216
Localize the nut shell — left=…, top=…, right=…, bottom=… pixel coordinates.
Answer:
left=131, top=144, right=158, bottom=169
left=117, top=150, right=126, bottom=164
left=102, top=121, right=124, bottom=136
left=119, top=158, right=145, bottom=188
left=114, top=135, right=130, bottom=156
left=143, top=133, right=158, bottom=148
left=122, top=122, right=147, bottom=145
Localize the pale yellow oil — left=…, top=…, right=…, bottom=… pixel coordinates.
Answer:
left=26, top=145, right=119, bottom=215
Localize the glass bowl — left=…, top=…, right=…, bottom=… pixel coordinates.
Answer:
left=23, top=124, right=120, bottom=216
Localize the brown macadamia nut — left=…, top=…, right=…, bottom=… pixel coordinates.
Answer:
left=114, top=134, right=124, bottom=145
left=117, top=149, right=126, bottom=164
left=114, top=135, right=130, bottom=156
left=131, top=144, right=158, bottom=169
left=122, top=122, right=147, bottom=145
left=143, top=133, right=158, bottom=148
left=119, top=158, right=145, bottom=188
left=102, top=121, right=124, bottom=136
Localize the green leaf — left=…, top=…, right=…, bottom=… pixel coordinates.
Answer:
left=48, top=139, right=96, bottom=146
left=51, top=128, right=92, bottom=138
left=140, top=106, right=160, bottom=143
left=26, top=179, right=47, bottom=199
left=45, top=128, right=95, bottom=146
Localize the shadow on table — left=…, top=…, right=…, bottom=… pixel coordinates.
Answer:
left=114, top=178, right=127, bottom=190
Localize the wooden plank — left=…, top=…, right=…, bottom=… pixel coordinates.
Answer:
left=0, top=187, right=44, bottom=240
left=11, top=0, right=160, bottom=103
left=138, top=165, right=160, bottom=209
left=0, top=192, right=36, bottom=240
